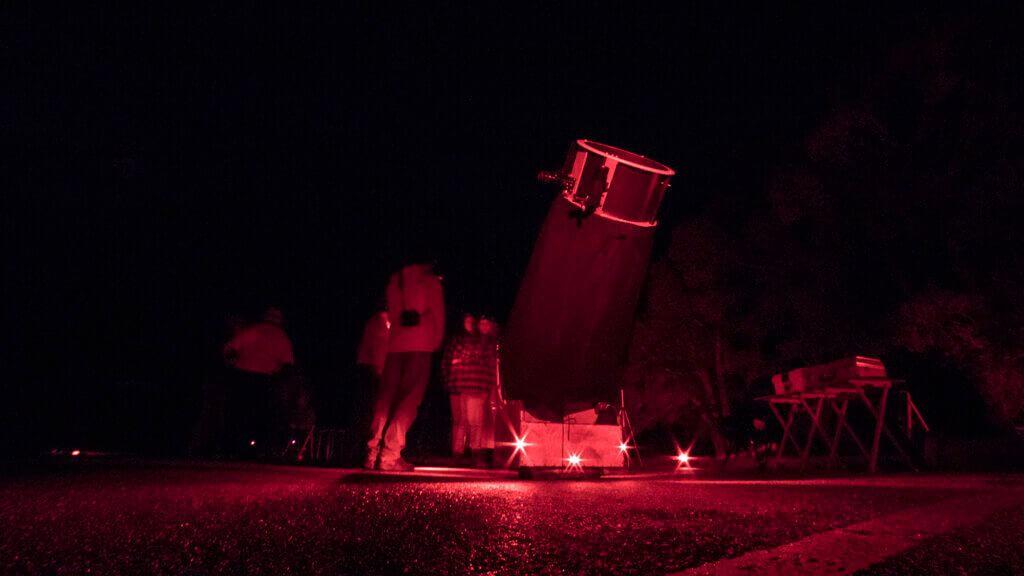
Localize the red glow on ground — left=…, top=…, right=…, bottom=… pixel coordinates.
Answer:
left=409, top=467, right=518, bottom=480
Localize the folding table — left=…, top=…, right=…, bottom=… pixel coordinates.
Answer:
left=758, top=378, right=928, bottom=472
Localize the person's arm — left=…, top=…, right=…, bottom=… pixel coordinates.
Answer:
left=373, top=316, right=389, bottom=377
left=385, top=274, right=400, bottom=332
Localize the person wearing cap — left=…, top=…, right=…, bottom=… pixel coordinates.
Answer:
left=365, top=261, right=445, bottom=471
left=222, top=307, right=295, bottom=457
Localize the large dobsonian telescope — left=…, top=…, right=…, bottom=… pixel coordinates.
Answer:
left=499, top=139, right=674, bottom=474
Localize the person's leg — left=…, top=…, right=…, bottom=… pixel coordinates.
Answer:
left=349, top=365, right=378, bottom=465
left=449, top=392, right=467, bottom=458
left=465, top=392, right=488, bottom=452
left=366, top=353, right=402, bottom=467
left=235, top=372, right=271, bottom=458
left=190, top=372, right=224, bottom=458
left=481, top=387, right=496, bottom=450
left=380, top=351, right=432, bottom=466
left=235, top=372, right=265, bottom=457
left=212, top=369, right=234, bottom=457
left=257, top=375, right=275, bottom=454
left=263, top=373, right=285, bottom=458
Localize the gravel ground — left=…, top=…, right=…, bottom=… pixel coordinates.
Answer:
left=0, top=461, right=998, bottom=575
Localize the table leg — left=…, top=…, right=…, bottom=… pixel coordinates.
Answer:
left=799, top=396, right=832, bottom=469
left=835, top=404, right=871, bottom=461
left=867, top=387, right=887, bottom=473
left=829, top=398, right=848, bottom=466
left=858, top=386, right=915, bottom=473
left=771, top=402, right=802, bottom=460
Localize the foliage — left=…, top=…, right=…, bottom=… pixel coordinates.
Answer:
left=896, top=287, right=1024, bottom=429
left=624, top=12, right=1024, bottom=440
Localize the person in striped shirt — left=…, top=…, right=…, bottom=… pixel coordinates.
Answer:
left=443, top=313, right=497, bottom=466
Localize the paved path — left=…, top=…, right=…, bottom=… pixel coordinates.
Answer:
left=2, top=460, right=1022, bottom=575
left=673, top=483, right=1024, bottom=575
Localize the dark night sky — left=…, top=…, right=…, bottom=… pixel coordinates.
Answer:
left=2, top=5, right=978, bottom=450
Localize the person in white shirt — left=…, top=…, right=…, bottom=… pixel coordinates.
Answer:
left=365, top=262, right=445, bottom=471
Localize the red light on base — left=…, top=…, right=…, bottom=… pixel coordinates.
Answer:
left=564, top=451, right=585, bottom=474
left=513, top=435, right=530, bottom=455
left=676, top=452, right=690, bottom=465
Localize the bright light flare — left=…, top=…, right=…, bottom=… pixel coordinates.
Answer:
left=499, top=426, right=534, bottom=468
left=564, top=451, right=585, bottom=473
left=514, top=437, right=528, bottom=454
left=670, top=435, right=696, bottom=470
left=510, top=433, right=531, bottom=455
left=70, top=450, right=81, bottom=457
left=618, top=442, right=630, bottom=453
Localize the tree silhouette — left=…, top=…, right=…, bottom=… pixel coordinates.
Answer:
left=625, top=10, right=1024, bottom=444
